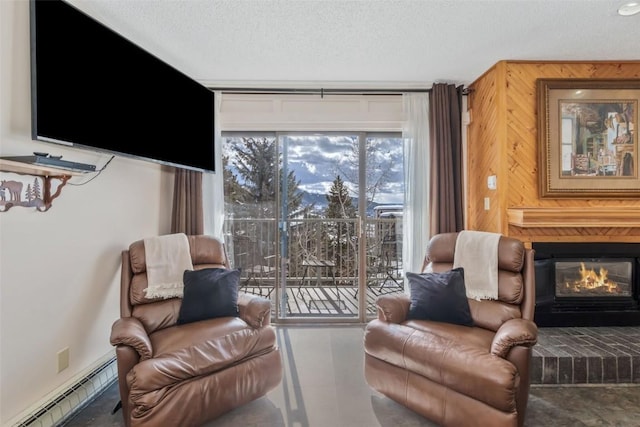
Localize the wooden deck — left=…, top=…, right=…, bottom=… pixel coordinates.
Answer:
left=240, top=282, right=404, bottom=317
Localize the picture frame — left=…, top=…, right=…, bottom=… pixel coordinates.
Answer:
left=537, top=79, right=640, bottom=198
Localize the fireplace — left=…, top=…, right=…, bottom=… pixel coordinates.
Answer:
left=532, top=242, right=640, bottom=327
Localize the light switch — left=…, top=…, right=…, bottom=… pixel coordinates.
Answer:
left=484, top=197, right=490, bottom=210
left=487, top=175, right=497, bottom=190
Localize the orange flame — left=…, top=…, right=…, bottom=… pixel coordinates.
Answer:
left=565, top=262, right=619, bottom=293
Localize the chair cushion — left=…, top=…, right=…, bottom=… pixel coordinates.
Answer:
left=177, top=268, right=240, bottom=324
left=127, top=317, right=277, bottom=403
left=406, top=268, right=473, bottom=326
left=364, top=319, right=518, bottom=413
left=128, top=235, right=229, bottom=306
left=424, top=232, right=526, bottom=305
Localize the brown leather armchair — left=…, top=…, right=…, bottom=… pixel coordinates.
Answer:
left=110, top=235, right=283, bottom=427
left=364, top=232, right=537, bottom=427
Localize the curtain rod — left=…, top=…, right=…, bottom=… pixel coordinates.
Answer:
left=206, top=86, right=471, bottom=96
left=206, top=87, right=433, bottom=95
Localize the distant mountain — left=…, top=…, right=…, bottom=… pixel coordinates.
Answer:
left=299, top=190, right=389, bottom=217
left=301, top=191, right=328, bottom=211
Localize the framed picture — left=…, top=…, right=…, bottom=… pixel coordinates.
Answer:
left=537, top=79, right=640, bottom=198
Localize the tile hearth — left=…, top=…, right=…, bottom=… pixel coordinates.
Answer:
left=531, top=326, right=640, bottom=384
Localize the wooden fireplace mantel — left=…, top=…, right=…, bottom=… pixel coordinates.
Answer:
left=507, top=207, right=640, bottom=228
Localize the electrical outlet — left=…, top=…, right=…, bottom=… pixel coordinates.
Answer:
left=57, top=347, right=69, bottom=373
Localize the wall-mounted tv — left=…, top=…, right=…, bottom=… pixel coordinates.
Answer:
left=30, top=0, right=216, bottom=173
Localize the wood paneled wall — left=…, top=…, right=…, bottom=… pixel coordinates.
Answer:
left=467, top=60, right=640, bottom=245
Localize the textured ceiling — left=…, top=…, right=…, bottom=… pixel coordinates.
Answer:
left=67, top=0, right=640, bottom=88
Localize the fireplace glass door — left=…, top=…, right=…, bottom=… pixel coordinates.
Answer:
left=555, top=259, right=633, bottom=297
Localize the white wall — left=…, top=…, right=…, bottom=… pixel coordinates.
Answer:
left=220, top=93, right=404, bottom=131
left=0, top=1, right=174, bottom=423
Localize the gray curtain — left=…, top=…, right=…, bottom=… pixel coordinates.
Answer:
left=171, top=168, right=204, bottom=235
left=429, top=83, right=464, bottom=234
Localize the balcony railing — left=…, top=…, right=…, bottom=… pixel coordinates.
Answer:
left=224, top=217, right=404, bottom=315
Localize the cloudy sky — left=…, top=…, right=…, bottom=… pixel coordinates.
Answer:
left=282, top=135, right=404, bottom=205
left=224, top=134, right=405, bottom=207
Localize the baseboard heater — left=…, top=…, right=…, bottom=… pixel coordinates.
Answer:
left=10, top=354, right=117, bottom=427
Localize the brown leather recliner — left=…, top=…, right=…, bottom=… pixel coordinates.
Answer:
left=364, top=232, right=537, bottom=427
left=110, top=235, right=283, bottom=427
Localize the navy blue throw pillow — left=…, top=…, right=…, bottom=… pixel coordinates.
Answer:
left=177, top=268, right=240, bottom=325
left=406, top=267, right=473, bottom=326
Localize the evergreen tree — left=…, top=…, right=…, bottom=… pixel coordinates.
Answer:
left=224, top=136, right=305, bottom=219
left=223, top=134, right=307, bottom=264
left=324, top=175, right=357, bottom=277
left=282, top=167, right=305, bottom=218
left=233, top=137, right=277, bottom=215
left=222, top=154, right=246, bottom=207
left=325, top=175, right=356, bottom=219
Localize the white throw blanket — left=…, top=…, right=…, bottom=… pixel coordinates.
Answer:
left=453, top=230, right=501, bottom=300
left=143, top=233, right=193, bottom=299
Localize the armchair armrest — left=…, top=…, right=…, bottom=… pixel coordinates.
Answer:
left=490, top=318, right=538, bottom=358
left=375, top=293, right=411, bottom=324
left=238, top=292, right=272, bottom=328
left=110, top=317, right=153, bottom=361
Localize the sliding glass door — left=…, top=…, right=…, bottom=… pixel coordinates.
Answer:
left=222, top=132, right=404, bottom=323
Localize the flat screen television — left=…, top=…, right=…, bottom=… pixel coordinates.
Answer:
left=30, top=0, right=216, bottom=173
